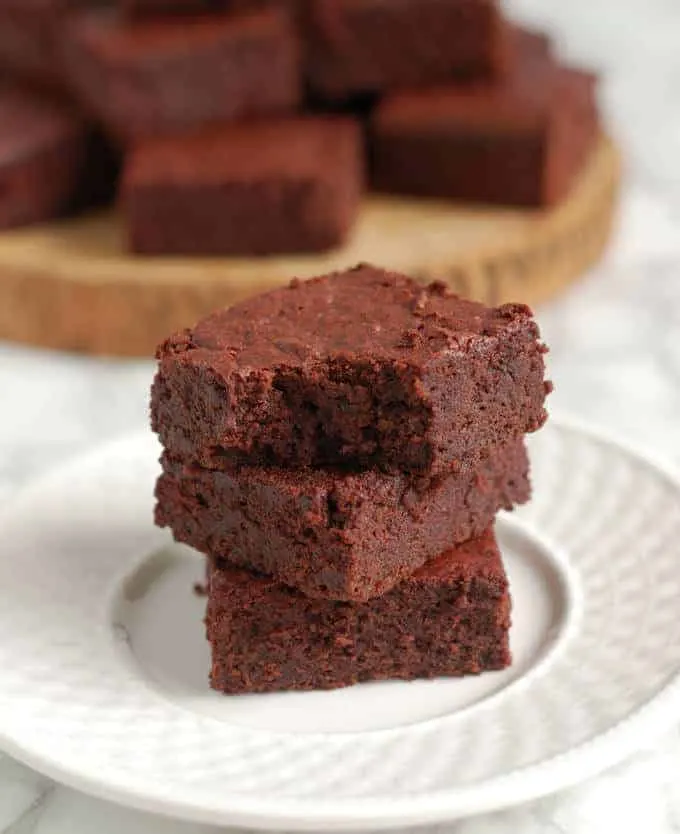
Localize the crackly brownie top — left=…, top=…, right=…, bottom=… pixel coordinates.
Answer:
left=158, top=264, right=540, bottom=369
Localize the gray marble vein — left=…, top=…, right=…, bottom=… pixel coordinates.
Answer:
left=0, top=757, right=52, bottom=834
left=2, top=787, right=54, bottom=834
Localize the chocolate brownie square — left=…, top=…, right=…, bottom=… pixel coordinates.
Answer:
left=151, top=265, right=549, bottom=475
left=156, top=437, right=529, bottom=600
left=0, top=83, right=92, bottom=228
left=0, top=0, right=102, bottom=90
left=122, top=0, right=225, bottom=15
left=206, top=527, right=511, bottom=693
left=548, top=67, right=599, bottom=205
left=121, top=116, right=362, bottom=255
left=61, top=8, right=300, bottom=142
left=305, top=0, right=508, bottom=103
left=370, top=28, right=600, bottom=207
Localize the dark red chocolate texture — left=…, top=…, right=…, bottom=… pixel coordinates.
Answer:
left=151, top=265, right=549, bottom=475
left=0, top=0, right=101, bottom=90
left=61, top=8, right=300, bottom=142
left=207, top=528, right=512, bottom=694
left=0, top=84, right=91, bottom=229
left=122, top=0, right=226, bottom=15
left=305, top=0, right=508, bottom=102
left=156, top=438, right=529, bottom=601
left=370, top=28, right=600, bottom=207
left=122, top=117, right=362, bottom=255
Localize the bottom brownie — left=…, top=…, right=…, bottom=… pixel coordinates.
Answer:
left=206, top=528, right=511, bottom=694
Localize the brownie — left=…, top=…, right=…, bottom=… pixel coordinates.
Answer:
left=0, top=0, right=102, bottom=91
left=151, top=265, right=549, bottom=475
left=304, top=0, right=508, bottom=103
left=156, top=437, right=528, bottom=601
left=548, top=67, right=599, bottom=205
left=122, top=0, right=225, bottom=15
left=206, top=527, right=511, bottom=694
left=121, top=117, right=362, bottom=255
left=370, top=28, right=600, bottom=207
left=61, top=8, right=300, bottom=143
left=0, top=83, right=92, bottom=229
left=228, top=0, right=298, bottom=9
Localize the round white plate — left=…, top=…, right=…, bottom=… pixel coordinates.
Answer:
left=1, top=418, right=680, bottom=830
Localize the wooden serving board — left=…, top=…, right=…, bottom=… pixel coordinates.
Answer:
left=0, top=134, right=619, bottom=357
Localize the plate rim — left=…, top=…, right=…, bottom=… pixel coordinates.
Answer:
left=1, top=413, right=680, bottom=830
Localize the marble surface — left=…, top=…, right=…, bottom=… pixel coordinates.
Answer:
left=3, top=1, right=680, bottom=832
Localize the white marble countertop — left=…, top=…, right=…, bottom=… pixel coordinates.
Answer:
left=3, top=1, right=680, bottom=832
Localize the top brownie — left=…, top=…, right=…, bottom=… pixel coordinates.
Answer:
left=151, top=265, right=549, bottom=474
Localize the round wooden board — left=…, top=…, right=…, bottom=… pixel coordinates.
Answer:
left=0, top=134, right=619, bottom=357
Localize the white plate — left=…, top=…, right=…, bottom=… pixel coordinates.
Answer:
left=0, top=418, right=680, bottom=830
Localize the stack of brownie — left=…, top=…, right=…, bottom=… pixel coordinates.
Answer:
left=0, top=0, right=601, bottom=254
left=151, top=264, right=550, bottom=693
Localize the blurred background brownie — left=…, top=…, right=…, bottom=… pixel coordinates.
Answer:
left=0, top=0, right=103, bottom=92
left=548, top=67, right=600, bottom=206
left=0, top=1, right=605, bottom=258
left=305, top=0, right=508, bottom=102
left=61, top=7, right=301, bottom=142
left=122, top=0, right=226, bottom=16
left=207, top=527, right=511, bottom=694
left=370, top=27, right=600, bottom=207
left=155, top=438, right=529, bottom=601
left=0, top=83, right=93, bottom=228
left=122, top=116, right=362, bottom=254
